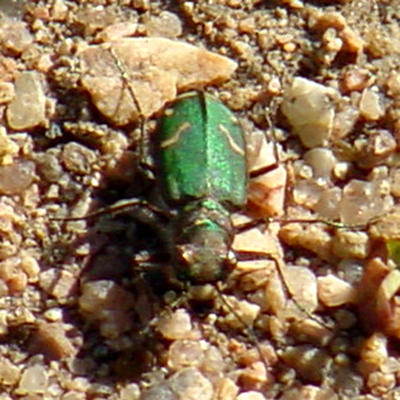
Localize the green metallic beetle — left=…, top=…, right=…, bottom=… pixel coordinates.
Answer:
left=58, top=91, right=249, bottom=284
left=157, top=91, right=247, bottom=283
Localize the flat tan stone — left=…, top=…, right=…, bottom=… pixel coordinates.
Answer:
left=79, top=38, right=237, bottom=125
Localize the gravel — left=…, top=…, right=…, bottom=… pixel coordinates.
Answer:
left=0, top=0, right=399, bottom=399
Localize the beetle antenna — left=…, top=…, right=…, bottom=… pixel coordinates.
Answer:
left=235, top=247, right=334, bottom=332
left=265, top=111, right=281, bottom=168
left=109, top=47, right=142, bottom=119
left=263, top=101, right=387, bottom=230
left=108, top=47, right=154, bottom=177
left=269, top=252, right=333, bottom=331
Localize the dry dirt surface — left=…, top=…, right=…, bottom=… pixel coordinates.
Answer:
left=0, top=1, right=400, bottom=399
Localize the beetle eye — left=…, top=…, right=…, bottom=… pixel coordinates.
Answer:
left=177, top=243, right=196, bottom=265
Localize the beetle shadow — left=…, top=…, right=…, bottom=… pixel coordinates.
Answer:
left=30, top=134, right=186, bottom=386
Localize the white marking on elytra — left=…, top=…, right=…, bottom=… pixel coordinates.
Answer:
left=160, top=121, right=191, bottom=149
left=231, top=115, right=239, bottom=124
left=218, top=124, right=245, bottom=156
left=164, top=108, right=174, bottom=117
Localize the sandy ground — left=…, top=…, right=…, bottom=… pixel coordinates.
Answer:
left=0, top=1, right=400, bottom=399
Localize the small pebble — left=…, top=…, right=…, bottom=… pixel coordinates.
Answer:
left=232, top=227, right=277, bottom=255
left=303, top=148, right=336, bottom=180
left=386, top=71, right=400, bottom=98
left=39, top=269, right=77, bottom=300
left=332, top=230, right=370, bottom=259
left=248, top=165, right=286, bottom=217
left=369, top=205, right=400, bottom=241
left=168, top=368, right=213, bottom=400
left=341, top=68, right=370, bottom=93
left=390, top=168, right=400, bottom=197
left=339, top=179, right=388, bottom=225
left=157, top=309, right=194, bottom=340
left=0, top=356, right=20, bottom=386
left=280, top=345, right=332, bottom=383
left=0, top=256, right=27, bottom=293
left=0, top=310, right=7, bottom=335
left=74, top=6, right=119, bottom=36
left=0, top=18, right=33, bottom=53
left=61, top=391, right=87, bottom=400
left=281, top=385, right=337, bottom=400
left=236, top=391, right=266, bottom=400
left=96, top=22, right=137, bottom=42
left=51, top=0, right=68, bottom=21
left=310, top=11, right=363, bottom=54
left=291, top=318, right=334, bottom=347
left=145, top=11, right=182, bottom=38
left=35, top=151, right=64, bottom=182
left=6, top=72, right=46, bottom=130
left=168, top=340, right=205, bottom=370
left=78, top=281, right=135, bottom=339
left=360, top=332, right=388, bottom=369
left=314, top=187, right=342, bottom=220
left=120, top=383, right=140, bottom=400
left=0, top=126, right=18, bottom=164
left=0, top=55, right=17, bottom=82
left=215, top=378, right=239, bottom=400
left=220, top=296, right=260, bottom=330
left=61, top=142, right=96, bottom=175
left=239, top=361, right=268, bottom=391
left=333, top=108, right=358, bottom=144
left=16, top=365, right=48, bottom=395
left=281, top=77, right=337, bottom=148
left=20, top=255, right=40, bottom=282
left=29, top=322, right=77, bottom=360
left=359, top=88, right=384, bottom=121
left=43, top=308, right=63, bottom=322
left=141, top=383, right=176, bottom=400
left=0, top=161, right=35, bottom=195
left=317, top=275, right=357, bottom=307
left=214, top=378, right=238, bottom=400
left=200, top=345, right=225, bottom=378
left=367, top=370, right=395, bottom=396
left=0, top=82, right=14, bottom=103
left=282, top=266, right=318, bottom=313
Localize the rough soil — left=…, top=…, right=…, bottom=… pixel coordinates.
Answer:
left=0, top=1, right=400, bottom=399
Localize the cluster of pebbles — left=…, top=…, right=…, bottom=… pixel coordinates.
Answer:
left=0, top=0, right=399, bottom=399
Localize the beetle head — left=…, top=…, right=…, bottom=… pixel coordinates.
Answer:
left=176, top=220, right=233, bottom=283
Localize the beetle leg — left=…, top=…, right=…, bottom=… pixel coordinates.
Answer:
left=51, top=198, right=174, bottom=221
left=234, top=249, right=333, bottom=331
left=233, top=218, right=267, bottom=233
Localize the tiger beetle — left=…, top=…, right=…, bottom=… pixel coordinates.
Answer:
left=59, top=89, right=319, bottom=293
left=67, top=90, right=253, bottom=285
left=156, top=90, right=247, bottom=283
